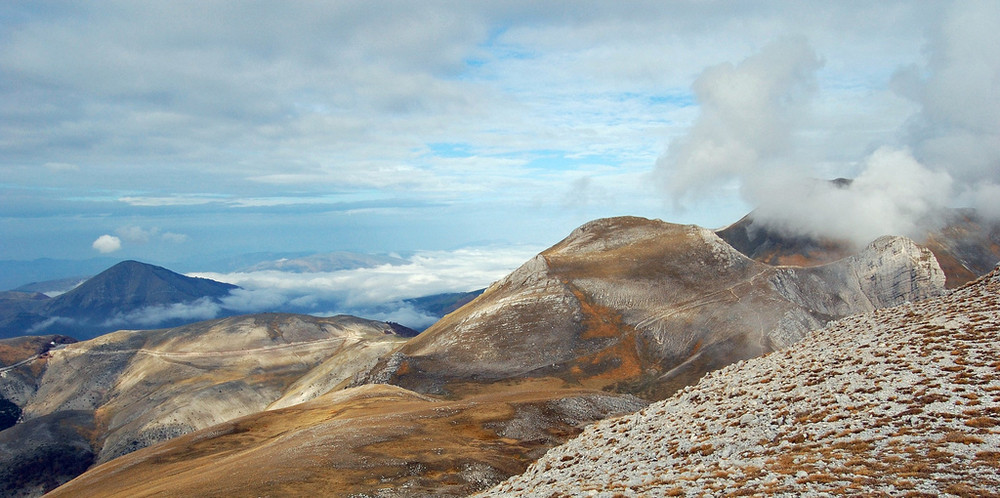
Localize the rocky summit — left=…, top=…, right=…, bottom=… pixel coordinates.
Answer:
left=483, top=266, right=1000, bottom=497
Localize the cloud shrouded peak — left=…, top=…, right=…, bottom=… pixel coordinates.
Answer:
left=656, top=1, right=1000, bottom=246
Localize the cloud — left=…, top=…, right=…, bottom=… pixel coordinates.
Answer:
left=92, top=234, right=122, bottom=253
left=160, top=232, right=189, bottom=243
left=191, top=244, right=540, bottom=328
left=751, top=147, right=953, bottom=245
left=656, top=3, right=1000, bottom=244
left=27, top=316, right=76, bottom=334
left=43, top=162, right=79, bottom=172
left=653, top=37, right=823, bottom=206
left=116, top=225, right=188, bottom=244
left=1, top=3, right=980, bottom=262
left=103, top=297, right=222, bottom=328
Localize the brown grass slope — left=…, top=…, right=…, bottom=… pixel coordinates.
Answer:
left=485, top=265, right=1000, bottom=497
left=46, top=381, right=645, bottom=498
left=356, top=216, right=945, bottom=401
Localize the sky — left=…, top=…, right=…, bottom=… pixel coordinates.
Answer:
left=2, top=1, right=998, bottom=275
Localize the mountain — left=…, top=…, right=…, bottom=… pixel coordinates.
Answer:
left=42, top=260, right=236, bottom=319
left=45, top=383, right=645, bottom=497
left=718, top=208, right=1000, bottom=288
left=0, top=313, right=410, bottom=496
left=484, top=265, right=1000, bottom=496
left=0, top=260, right=239, bottom=339
left=354, top=216, right=945, bottom=400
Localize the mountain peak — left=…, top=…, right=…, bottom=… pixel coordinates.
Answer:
left=19, top=261, right=240, bottom=339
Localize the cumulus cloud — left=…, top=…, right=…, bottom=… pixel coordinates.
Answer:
left=92, top=234, right=122, bottom=253
left=891, top=0, right=1000, bottom=220
left=654, top=37, right=823, bottom=206
left=657, top=2, right=1000, bottom=244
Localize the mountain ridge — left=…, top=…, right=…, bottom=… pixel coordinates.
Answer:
left=353, top=216, right=946, bottom=401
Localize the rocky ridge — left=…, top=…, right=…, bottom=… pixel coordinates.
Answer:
left=357, top=217, right=945, bottom=400
left=483, top=266, right=1000, bottom=496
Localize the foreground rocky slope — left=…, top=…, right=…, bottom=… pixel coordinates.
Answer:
left=46, top=382, right=644, bottom=497
left=0, top=313, right=409, bottom=496
left=357, top=217, right=945, bottom=400
left=484, top=266, right=1000, bottom=496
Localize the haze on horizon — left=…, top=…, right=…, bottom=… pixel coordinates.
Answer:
left=2, top=1, right=998, bottom=269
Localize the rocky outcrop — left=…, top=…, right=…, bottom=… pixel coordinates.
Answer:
left=483, top=266, right=1000, bottom=497
left=356, top=217, right=946, bottom=400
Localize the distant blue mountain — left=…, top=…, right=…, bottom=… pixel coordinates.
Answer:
left=0, top=261, right=238, bottom=340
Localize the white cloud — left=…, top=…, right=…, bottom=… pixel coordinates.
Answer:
left=891, top=0, right=1000, bottom=190
left=115, top=225, right=188, bottom=244
left=117, top=225, right=156, bottom=243
left=103, top=297, right=222, bottom=327
left=43, top=162, right=79, bottom=172
left=2, top=3, right=986, bottom=262
left=160, top=232, right=189, bottom=243
left=654, top=3, right=999, bottom=244
left=190, top=244, right=540, bottom=327
left=751, top=147, right=954, bottom=246
left=92, top=234, right=122, bottom=253
left=654, top=37, right=823, bottom=206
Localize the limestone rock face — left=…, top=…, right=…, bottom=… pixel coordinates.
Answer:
left=357, top=217, right=947, bottom=400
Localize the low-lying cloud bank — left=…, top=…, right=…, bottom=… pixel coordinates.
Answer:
left=187, top=245, right=541, bottom=330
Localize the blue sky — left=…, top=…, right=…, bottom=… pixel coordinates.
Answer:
left=2, top=1, right=998, bottom=270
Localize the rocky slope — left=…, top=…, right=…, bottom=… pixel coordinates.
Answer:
left=0, top=313, right=409, bottom=496
left=356, top=217, right=945, bottom=400
left=46, top=382, right=645, bottom=497
left=483, top=266, right=1000, bottom=497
